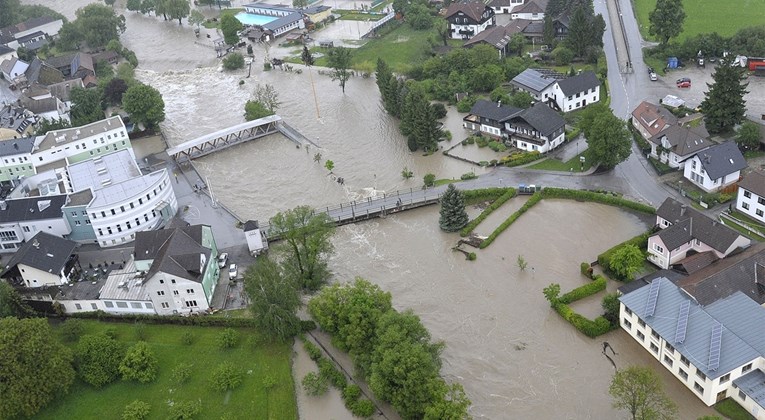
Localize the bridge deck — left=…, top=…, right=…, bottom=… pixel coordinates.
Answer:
left=167, top=115, right=282, bottom=161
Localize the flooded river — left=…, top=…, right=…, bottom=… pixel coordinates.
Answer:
left=26, top=1, right=715, bottom=417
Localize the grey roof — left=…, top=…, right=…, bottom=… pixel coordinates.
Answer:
left=733, top=370, right=765, bottom=409
left=0, top=136, right=35, bottom=157
left=135, top=225, right=211, bottom=284
left=64, top=189, right=94, bottom=207
left=0, top=194, right=67, bottom=223
left=55, top=278, right=105, bottom=301
left=649, top=124, right=710, bottom=157
left=512, top=0, right=547, bottom=14
left=468, top=99, right=522, bottom=123
left=21, top=96, right=59, bottom=114
left=464, top=25, right=512, bottom=49
left=263, top=12, right=303, bottom=31
left=24, top=58, right=64, bottom=86
left=509, top=102, right=566, bottom=137
left=43, top=53, right=75, bottom=70
left=445, top=0, right=491, bottom=22
left=98, top=259, right=152, bottom=301
left=0, top=16, right=57, bottom=37
left=556, top=71, right=599, bottom=96
left=678, top=243, right=765, bottom=305
left=47, top=78, right=84, bottom=102
left=35, top=116, right=123, bottom=152
left=511, top=68, right=560, bottom=94
left=0, top=231, right=76, bottom=277
left=739, top=171, right=765, bottom=197
left=655, top=197, right=744, bottom=254
left=0, top=45, right=13, bottom=55
left=16, top=30, right=45, bottom=43
left=695, top=141, right=747, bottom=180
left=303, top=5, right=331, bottom=13
left=243, top=220, right=260, bottom=231
left=620, top=278, right=763, bottom=380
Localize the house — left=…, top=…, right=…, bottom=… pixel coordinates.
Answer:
left=736, top=171, right=765, bottom=225
left=0, top=44, right=17, bottom=64
left=445, top=1, right=496, bottom=40
left=92, top=50, right=119, bottom=65
left=19, top=96, right=68, bottom=123
left=631, top=101, right=677, bottom=140
left=684, top=142, right=747, bottom=193
left=462, top=99, right=521, bottom=137
left=549, top=70, right=600, bottom=111
left=488, top=0, right=525, bottom=14
left=17, top=58, right=65, bottom=88
left=510, top=0, right=548, bottom=20
left=0, top=16, right=63, bottom=50
left=0, top=104, right=36, bottom=141
left=619, top=276, right=765, bottom=417
left=133, top=224, right=220, bottom=315
left=0, top=194, right=71, bottom=253
left=553, top=13, right=570, bottom=39
left=647, top=197, right=750, bottom=269
left=303, top=5, right=333, bottom=23
left=463, top=24, right=515, bottom=58
left=504, top=102, right=566, bottom=153
left=15, top=31, right=48, bottom=51
left=0, top=231, right=78, bottom=287
left=510, top=68, right=564, bottom=103
left=0, top=56, right=29, bottom=82
left=44, top=52, right=95, bottom=80
left=243, top=220, right=268, bottom=256
left=649, top=124, right=711, bottom=169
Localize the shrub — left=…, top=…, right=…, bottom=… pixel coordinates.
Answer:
left=598, top=231, right=653, bottom=280
left=602, top=293, right=620, bottom=326
left=302, top=372, right=329, bottom=396
left=352, top=399, right=375, bottom=417
left=431, top=103, right=447, bottom=119
left=133, top=322, right=147, bottom=341
left=552, top=46, right=574, bottom=65
left=222, top=53, right=245, bottom=70
left=553, top=302, right=613, bottom=338
left=167, top=400, right=202, bottom=420
left=558, top=275, right=607, bottom=304
left=580, top=262, right=593, bottom=278
left=119, top=341, right=159, bottom=383
left=318, top=358, right=347, bottom=389
left=300, top=320, right=317, bottom=332
left=466, top=252, right=477, bottom=261
left=103, top=327, right=118, bottom=339
left=122, top=400, right=150, bottom=420
left=303, top=340, right=323, bottom=361
left=423, top=173, right=436, bottom=188
left=181, top=331, right=194, bottom=345
left=460, top=172, right=477, bottom=181
left=75, top=334, right=124, bottom=388
left=216, top=328, right=239, bottom=349
left=475, top=137, right=489, bottom=148
left=342, top=384, right=362, bottom=405
left=480, top=192, right=543, bottom=248
left=211, top=362, right=243, bottom=392
left=503, top=151, right=543, bottom=167
left=171, top=362, right=192, bottom=384
left=456, top=96, right=476, bottom=112
left=540, top=188, right=655, bottom=214
left=461, top=188, right=516, bottom=236
left=60, top=319, right=85, bottom=342
left=462, top=187, right=509, bottom=204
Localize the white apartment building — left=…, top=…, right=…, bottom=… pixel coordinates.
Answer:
left=737, top=171, right=765, bottom=224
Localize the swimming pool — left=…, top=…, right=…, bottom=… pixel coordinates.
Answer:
left=235, top=12, right=278, bottom=26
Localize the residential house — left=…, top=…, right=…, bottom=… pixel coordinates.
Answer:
left=445, top=1, right=496, bottom=40
left=0, top=194, right=71, bottom=253
left=20, top=96, right=68, bottom=123
left=44, top=52, right=95, bottom=80
left=0, top=16, right=63, bottom=50
left=504, top=102, right=566, bottom=153
left=15, top=31, right=48, bottom=51
left=16, top=58, right=65, bottom=88
left=0, top=231, right=77, bottom=289
left=26, top=78, right=84, bottom=118
left=0, top=134, right=35, bottom=184
left=510, top=0, right=548, bottom=20
left=0, top=44, right=17, bottom=64
left=736, top=171, right=765, bottom=225
left=619, top=277, right=765, bottom=417
left=0, top=56, right=29, bottom=82
left=631, top=101, right=677, bottom=140
left=649, top=124, right=711, bottom=169
left=303, top=5, right=333, bottom=23
left=0, top=104, right=36, bottom=141
left=549, top=70, right=600, bottom=111
left=684, top=142, right=747, bottom=193
left=647, top=197, right=750, bottom=269
left=463, top=25, right=515, bottom=58
left=92, top=50, right=119, bottom=65
left=462, top=99, right=521, bottom=137
left=489, top=0, right=525, bottom=14
left=510, top=68, right=563, bottom=103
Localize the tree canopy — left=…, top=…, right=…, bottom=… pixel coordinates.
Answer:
left=119, top=341, right=159, bottom=383
left=701, top=60, right=749, bottom=134
left=244, top=101, right=274, bottom=121
left=736, top=121, right=762, bottom=151
left=327, top=47, right=353, bottom=93
left=70, top=87, right=105, bottom=127
left=400, top=83, right=440, bottom=152
left=610, top=366, right=678, bottom=420
left=243, top=256, right=301, bottom=341
left=122, top=83, right=166, bottom=129
left=164, top=0, right=190, bottom=25
left=0, top=280, right=33, bottom=317
left=564, top=5, right=605, bottom=60
left=75, top=334, right=125, bottom=388
left=0, top=0, right=66, bottom=28
left=580, top=105, right=631, bottom=169
left=221, top=14, right=243, bottom=45
left=609, top=244, right=644, bottom=281
left=62, top=4, right=126, bottom=49
left=648, top=0, right=685, bottom=45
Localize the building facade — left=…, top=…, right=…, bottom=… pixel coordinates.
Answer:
left=445, top=1, right=496, bottom=40
left=682, top=142, right=747, bottom=193
left=736, top=171, right=765, bottom=224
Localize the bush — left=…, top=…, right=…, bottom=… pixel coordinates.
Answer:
left=558, top=275, right=607, bottom=304
left=222, top=53, right=245, bottom=70
left=597, top=231, right=653, bottom=280
left=423, top=173, right=436, bottom=188
left=461, top=187, right=508, bottom=204
left=602, top=293, right=620, bottom=326
left=302, top=372, right=329, bottom=396
left=431, top=103, right=447, bottom=119
left=216, top=328, right=239, bottom=349
left=475, top=137, right=489, bottom=148
left=75, top=334, right=124, bottom=388
left=352, top=399, right=375, bottom=417
left=342, top=384, right=362, bottom=405
left=171, top=362, right=192, bottom=384
left=466, top=252, right=477, bottom=261
left=540, top=188, right=655, bottom=214
left=318, top=358, right=347, bottom=389
left=456, top=96, right=476, bottom=112
left=60, top=319, right=85, bottom=342
left=303, top=340, right=323, bottom=361
left=167, top=400, right=202, bottom=420
left=460, top=172, right=477, bottom=181
left=553, top=302, right=613, bottom=338
left=211, top=362, right=243, bottom=392
left=122, top=400, right=150, bottom=420
left=480, top=193, right=543, bottom=248
left=503, top=151, right=543, bottom=167
left=580, top=262, right=593, bottom=278
left=552, top=46, right=574, bottom=66
left=460, top=188, right=516, bottom=236
left=119, top=341, right=159, bottom=383
left=300, top=320, right=317, bottom=332
left=181, top=331, right=194, bottom=345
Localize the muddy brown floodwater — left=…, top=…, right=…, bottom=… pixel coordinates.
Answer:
left=26, top=0, right=718, bottom=417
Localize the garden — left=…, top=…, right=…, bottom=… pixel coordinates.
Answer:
left=36, top=320, right=296, bottom=420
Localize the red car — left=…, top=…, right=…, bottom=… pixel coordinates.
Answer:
left=677, top=80, right=691, bottom=88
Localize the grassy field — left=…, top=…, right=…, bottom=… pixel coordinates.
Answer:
left=715, top=398, right=754, bottom=420
left=631, top=0, right=765, bottom=41
left=36, top=320, right=296, bottom=420
left=351, top=23, right=438, bottom=73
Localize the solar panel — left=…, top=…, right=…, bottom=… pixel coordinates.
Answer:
left=708, top=323, right=723, bottom=371
left=644, top=279, right=661, bottom=317
left=674, top=300, right=691, bottom=344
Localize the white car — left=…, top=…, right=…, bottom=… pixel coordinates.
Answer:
left=217, top=252, right=228, bottom=269
left=228, top=263, right=238, bottom=279
left=649, top=72, right=658, bottom=81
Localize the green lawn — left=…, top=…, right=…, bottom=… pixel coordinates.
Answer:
left=715, top=398, right=754, bottom=420
left=631, top=0, right=765, bottom=42
left=350, top=23, right=438, bottom=73
left=528, top=150, right=593, bottom=172
left=36, top=320, right=296, bottom=420
left=202, top=8, right=244, bottom=29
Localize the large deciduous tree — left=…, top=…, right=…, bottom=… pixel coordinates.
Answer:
left=119, top=341, right=159, bottom=383
left=253, top=84, right=280, bottom=113
left=75, top=334, right=124, bottom=388
left=610, top=366, right=678, bottom=420
left=122, top=83, right=166, bottom=129
left=221, top=13, right=243, bottom=45
left=188, top=9, right=205, bottom=28
left=327, top=46, right=353, bottom=93
left=70, top=87, right=105, bottom=127
left=608, top=244, right=644, bottom=281
left=74, top=4, right=126, bottom=48
left=701, top=60, right=749, bottom=134
left=439, top=184, right=468, bottom=232
left=648, top=0, right=685, bottom=45
left=165, top=0, right=190, bottom=25
left=583, top=107, right=631, bottom=169
left=0, top=318, right=75, bottom=419
left=736, top=121, right=762, bottom=151
left=0, top=280, right=33, bottom=317
left=268, top=206, right=335, bottom=291
left=103, top=78, right=129, bottom=105
left=243, top=256, right=301, bottom=342
left=424, top=382, right=471, bottom=420
left=127, top=0, right=142, bottom=12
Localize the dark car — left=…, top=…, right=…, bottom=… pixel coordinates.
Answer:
left=676, top=77, right=691, bottom=84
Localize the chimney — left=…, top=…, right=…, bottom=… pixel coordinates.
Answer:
left=680, top=205, right=687, bottom=217
left=32, top=238, right=39, bottom=249
left=497, top=100, right=502, bottom=107
left=0, top=201, right=6, bottom=211
left=13, top=142, right=18, bottom=149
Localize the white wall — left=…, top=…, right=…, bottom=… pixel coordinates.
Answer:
left=147, top=272, right=210, bottom=316
left=684, top=156, right=741, bottom=192
left=60, top=299, right=103, bottom=313
left=553, top=84, right=600, bottom=112
left=101, top=299, right=155, bottom=314
left=736, top=188, right=765, bottom=224
left=18, top=217, right=70, bottom=242
left=18, top=263, right=63, bottom=287
left=511, top=11, right=544, bottom=20
left=14, top=20, right=63, bottom=39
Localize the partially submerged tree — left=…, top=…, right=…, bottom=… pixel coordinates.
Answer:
left=439, top=184, right=468, bottom=232
left=243, top=256, right=301, bottom=342
left=221, top=13, right=243, bottom=45
left=253, top=84, right=280, bottom=113
left=164, top=0, right=190, bottom=25
left=327, top=46, right=352, bottom=93
left=244, top=100, right=273, bottom=121
left=609, top=244, right=644, bottom=281
left=122, top=83, right=166, bottom=129
left=188, top=9, right=205, bottom=29
left=610, top=366, right=678, bottom=420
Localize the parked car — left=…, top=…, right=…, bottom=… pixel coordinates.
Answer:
left=650, top=72, right=658, bottom=81
left=217, top=252, right=228, bottom=268
left=677, top=80, right=691, bottom=88
left=676, top=77, right=691, bottom=84
left=229, top=263, right=238, bottom=279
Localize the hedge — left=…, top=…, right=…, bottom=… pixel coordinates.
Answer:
left=503, top=151, right=544, bottom=167
left=63, top=310, right=264, bottom=328
left=540, top=188, right=656, bottom=215
left=462, top=187, right=510, bottom=205
left=460, top=188, right=517, bottom=237
left=597, top=230, right=653, bottom=281
left=558, top=275, right=607, bottom=305
left=554, top=302, right=614, bottom=338
left=479, top=192, right=543, bottom=248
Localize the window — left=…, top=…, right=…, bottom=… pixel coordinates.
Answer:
left=71, top=211, right=77, bottom=217
left=739, top=390, right=747, bottom=401
left=650, top=343, right=659, bottom=354
left=654, top=244, right=664, bottom=253
left=105, top=301, right=114, bottom=308
left=139, top=198, right=143, bottom=205
left=743, top=202, right=750, bottom=210
left=145, top=302, right=153, bottom=309
left=757, top=209, right=764, bottom=217
left=692, top=160, right=697, bottom=170
left=651, top=330, right=660, bottom=340
left=75, top=303, right=82, bottom=310
left=91, top=303, right=97, bottom=310
left=697, top=369, right=707, bottom=381
left=116, top=301, right=128, bottom=308
left=86, top=219, right=91, bottom=225
left=624, top=307, right=632, bottom=316
left=120, top=206, right=125, bottom=212
left=665, top=343, right=675, bottom=354
left=637, top=331, right=645, bottom=341
left=759, top=197, right=765, bottom=205
left=638, top=319, right=646, bottom=328
left=679, top=369, right=688, bottom=380
left=159, top=279, right=164, bottom=284
left=623, top=319, right=632, bottom=329
left=0, top=231, right=18, bottom=241
left=743, top=363, right=753, bottom=374
left=173, top=290, right=179, bottom=295
left=101, top=211, right=106, bottom=218
left=130, top=202, right=134, bottom=209
left=22, top=226, right=30, bottom=233
left=130, top=302, right=142, bottom=309
left=663, top=355, right=673, bottom=367
left=720, top=373, right=730, bottom=384
left=694, top=382, right=704, bottom=395
left=185, top=300, right=198, bottom=307
left=744, top=190, right=751, bottom=198
left=111, top=209, right=115, bottom=215
left=157, top=291, right=165, bottom=296
left=186, top=289, right=194, bottom=294
left=171, top=279, right=176, bottom=284
left=161, top=302, right=169, bottom=309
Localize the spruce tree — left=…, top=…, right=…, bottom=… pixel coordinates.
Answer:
left=376, top=58, right=392, bottom=107
left=701, top=60, right=749, bottom=134
left=439, top=184, right=468, bottom=232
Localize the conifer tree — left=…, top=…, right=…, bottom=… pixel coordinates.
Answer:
left=439, top=184, right=468, bottom=232
left=701, top=60, right=749, bottom=134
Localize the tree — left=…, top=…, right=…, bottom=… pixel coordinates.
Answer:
left=244, top=100, right=274, bottom=121
left=104, top=0, right=116, bottom=6
left=123, top=83, right=166, bottom=129
left=543, top=14, right=555, bottom=47
left=406, top=4, right=433, bottom=30
left=0, top=280, right=33, bottom=317
left=253, top=84, right=280, bottom=113
left=188, top=9, right=205, bottom=28
left=439, top=184, right=468, bottom=232
left=164, top=0, right=190, bottom=25
left=301, top=46, right=314, bottom=66
left=490, top=87, right=511, bottom=105
left=506, top=33, right=525, bottom=58
left=392, top=0, right=407, bottom=15
left=424, top=382, right=471, bottom=420
left=293, top=0, right=308, bottom=8
left=0, top=318, right=74, bottom=419
left=649, top=0, right=686, bottom=45
left=122, top=400, right=151, bottom=420
left=243, top=257, right=301, bottom=342
left=609, top=244, right=644, bottom=281
left=119, top=342, right=158, bottom=383
left=586, top=110, right=631, bottom=169
left=140, top=0, right=156, bottom=15
left=401, top=84, right=439, bottom=152
left=423, top=173, right=436, bottom=187
left=70, top=87, right=105, bottom=127
left=701, top=61, right=749, bottom=134
left=220, top=13, right=242, bottom=45
left=736, top=121, right=762, bottom=151
left=222, top=52, right=245, bottom=70
left=542, top=283, right=561, bottom=306
left=210, top=362, right=243, bottom=391
left=610, top=366, right=678, bottom=420
left=103, top=78, right=129, bottom=105
left=34, top=118, right=71, bottom=135
left=216, top=328, right=239, bottom=349
left=327, top=47, right=352, bottom=93
left=269, top=206, right=336, bottom=290
left=74, top=4, right=126, bottom=49
left=75, top=334, right=124, bottom=388
left=127, top=0, right=142, bottom=12
left=0, top=0, right=21, bottom=28
left=302, top=372, right=329, bottom=396
left=434, top=18, right=450, bottom=46
left=565, top=5, right=593, bottom=58
left=509, top=91, right=533, bottom=108
left=602, top=293, right=620, bottom=326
